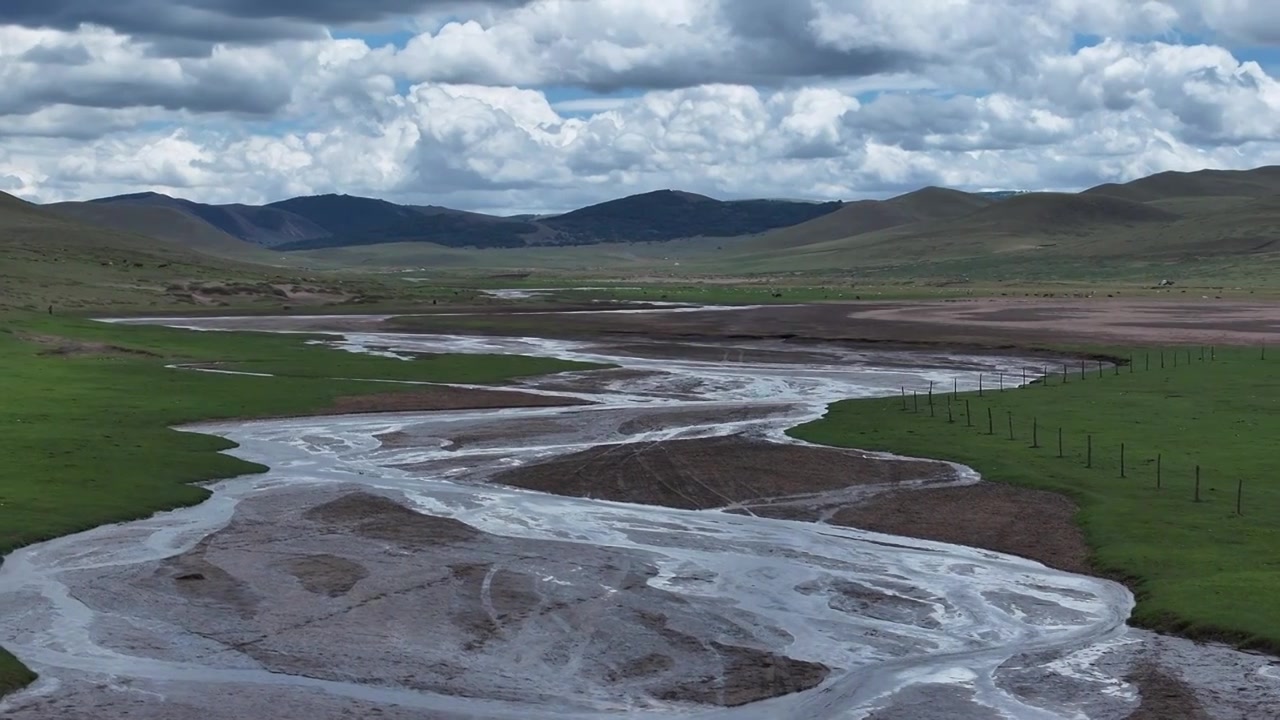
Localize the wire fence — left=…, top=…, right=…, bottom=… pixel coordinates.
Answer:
left=896, top=345, right=1265, bottom=516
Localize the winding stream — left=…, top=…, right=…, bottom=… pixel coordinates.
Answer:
left=0, top=313, right=1153, bottom=719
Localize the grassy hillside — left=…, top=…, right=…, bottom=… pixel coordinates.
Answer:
left=91, top=192, right=330, bottom=247
left=0, top=191, right=258, bottom=311
left=791, top=346, right=1280, bottom=653
left=32, top=163, right=1280, bottom=287
left=46, top=202, right=283, bottom=262
left=273, top=194, right=541, bottom=250
left=1084, top=166, right=1280, bottom=202
left=0, top=191, right=498, bottom=313
left=536, top=190, right=844, bottom=244
left=744, top=187, right=992, bottom=250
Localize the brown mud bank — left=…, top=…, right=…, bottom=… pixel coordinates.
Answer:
left=6, top=487, right=828, bottom=719
left=388, top=297, right=1280, bottom=350
left=494, top=436, right=1086, bottom=574
left=494, top=435, right=1277, bottom=720
left=493, top=436, right=958, bottom=514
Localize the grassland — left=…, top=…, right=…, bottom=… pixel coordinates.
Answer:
left=790, top=346, right=1280, bottom=651
left=0, top=313, right=601, bottom=695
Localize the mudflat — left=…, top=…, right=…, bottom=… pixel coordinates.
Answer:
left=389, top=298, right=1280, bottom=348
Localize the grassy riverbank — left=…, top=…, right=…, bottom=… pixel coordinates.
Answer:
left=0, top=313, right=601, bottom=695
left=790, top=346, right=1280, bottom=651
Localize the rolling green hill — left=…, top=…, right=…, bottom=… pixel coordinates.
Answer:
left=89, top=192, right=330, bottom=247
left=690, top=167, right=1280, bottom=281
left=1084, top=166, right=1280, bottom=203
left=46, top=202, right=284, bottom=262
left=743, top=186, right=992, bottom=250
left=23, top=164, right=1280, bottom=285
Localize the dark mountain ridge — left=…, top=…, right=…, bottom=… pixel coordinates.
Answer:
left=31, top=164, right=1280, bottom=262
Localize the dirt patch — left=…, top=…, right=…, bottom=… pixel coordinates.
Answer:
left=165, top=281, right=354, bottom=307
left=389, top=298, right=1280, bottom=350
left=324, top=387, right=589, bottom=415
left=829, top=483, right=1089, bottom=574
left=492, top=436, right=954, bottom=510
left=154, top=538, right=261, bottom=617
left=303, top=492, right=481, bottom=547
left=498, top=434, right=1088, bottom=577
left=283, top=554, right=369, bottom=597
left=652, top=639, right=830, bottom=707
left=398, top=418, right=571, bottom=453
left=15, top=332, right=161, bottom=359
left=1126, top=663, right=1211, bottom=719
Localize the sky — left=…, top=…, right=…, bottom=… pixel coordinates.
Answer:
left=2, top=1, right=1280, bottom=215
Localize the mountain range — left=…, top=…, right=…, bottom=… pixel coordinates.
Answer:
left=9, top=164, right=1280, bottom=281
left=47, top=189, right=845, bottom=252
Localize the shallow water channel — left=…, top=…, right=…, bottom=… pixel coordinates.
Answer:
left=0, top=312, right=1263, bottom=719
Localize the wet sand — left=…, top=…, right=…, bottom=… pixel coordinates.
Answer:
left=494, top=436, right=957, bottom=513
left=7, top=309, right=1278, bottom=719
left=385, top=297, right=1280, bottom=349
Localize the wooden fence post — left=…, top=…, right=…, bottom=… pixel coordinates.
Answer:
left=901, top=387, right=907, bottom=411
left=965, top=399, right=972, bottom=427
left=1032, top=418, right=1039, bottom=448
left=913, top=391, right=919, bottom=413
left=1087, top=435, right=1092, bottom=468
left=1058, top=427, right=1063, bottom=458
left=1008, top=411, right=1014, bottom=441
left=1080, top=360, right=1086, bottom=380
left=1237, top=479, right=1243, bottom=516
left=979, top=374, right=984, bottom=397
left=987, top=407, right=993, bottom=435
left=1120, top=443, right=1126, bottom=478
left=1156, top=453, right=1162, bottom=489
left=1098, top=360, right=1103, bottom=378
left=928, top=381, right=934, bottom=407
left=948, top=402, right=954, bottom=424
left=1195, top=465, right=1201, bottom=502
left=999, top=373, right=1004, bottom=392
left=1063, top=363, right=1069, bottom=383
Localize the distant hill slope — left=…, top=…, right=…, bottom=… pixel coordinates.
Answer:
left=0, top=191, right=286, bottom=311
left=26, top=162, right=1280, bottom=280
left=937, top=192, right=1178, bottom=233
left=270, top=194, right=541, bottom=250
left=90, top=192, right=328, bottom=247
left=717, top=191, right=1192, bottom=273
left=744, top=186, right=991, bottom=250
left=535, top=190, right=844, bottom=244
left=1084, top=166, right=1280, bottom=203
left=46, top=202, right=280, bottom=261
left=271, top=190, right=843, bottom=250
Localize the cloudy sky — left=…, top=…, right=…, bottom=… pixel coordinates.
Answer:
left=2, top=0, right=1280, bottom=214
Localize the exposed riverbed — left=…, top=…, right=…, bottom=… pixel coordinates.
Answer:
left=1, top=311, right=1276, bottom=719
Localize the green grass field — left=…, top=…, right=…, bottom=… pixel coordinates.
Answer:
left=0, top=314, right=601, bottom=695
left=790, top=346, right=1280, bottom=651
